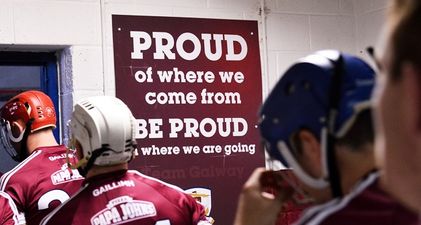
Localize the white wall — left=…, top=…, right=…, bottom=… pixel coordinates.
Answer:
left=264, top=0, right=358, bottom=94
left=0, top=0, right=389, bottom=100
left=354, top=0, right=390, bottom=65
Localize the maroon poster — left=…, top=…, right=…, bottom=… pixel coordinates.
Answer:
left=112, top=15, right=264, bottom=224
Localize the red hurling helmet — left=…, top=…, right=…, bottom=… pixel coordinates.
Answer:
left=0, top=90, right=56, bottom=161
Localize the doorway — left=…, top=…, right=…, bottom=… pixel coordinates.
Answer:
left=0, top=52, right=59, bottom=173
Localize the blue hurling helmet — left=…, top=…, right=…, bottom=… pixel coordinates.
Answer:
left=259, top=50, right=375, bottom=193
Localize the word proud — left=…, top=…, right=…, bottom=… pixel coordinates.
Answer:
left=130, top=31, right=248, bottom=61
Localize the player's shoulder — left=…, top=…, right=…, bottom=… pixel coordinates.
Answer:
left=296, top=173, right=380, bottom=225
left=37, top=145, right=69, bottom=158
left=26, top=146, right=72, bottom=169
left=126, top=170, right=202, bottom=213
left=0, top=146, right=71, bottom=189
left=0, top=191, right=18, bottom=210
left=0, top=191, right=13, bottom=205
left=127, top=170, right=185, bottom=193
left=0, top=150, right=44, bottom=188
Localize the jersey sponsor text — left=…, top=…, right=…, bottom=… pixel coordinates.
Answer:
left=51, top=164, right=83, bottom=185
left=91, top=196, right=156, bottom=225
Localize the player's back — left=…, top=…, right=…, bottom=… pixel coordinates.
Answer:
left=41, top=170, right=210, bottom=225
left=0, top=145, right=84, bottom=225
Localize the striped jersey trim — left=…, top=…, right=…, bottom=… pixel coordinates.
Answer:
left=295, top=172, right=379, bottom=225
left=0, top=191, right=26, bottom=225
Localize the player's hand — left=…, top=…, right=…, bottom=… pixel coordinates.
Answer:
left=233, top=167, right=293, bottom=225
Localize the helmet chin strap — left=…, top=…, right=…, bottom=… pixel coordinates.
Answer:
left=325, top=54, right=344, bottom=198
left=321, top=126, right=343, bottom=197
left=18, top=119, right=34, bottom=162
left=277, top=141, right=329, bottom=189
left=76, top=147, right=109, bottom=177
left=277, top=126, right=343, bottom=198
left=325, top=130, right=343, bottom=198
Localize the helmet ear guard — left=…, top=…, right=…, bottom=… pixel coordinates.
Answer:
left=67, top=96, right=138, bottom=176
left=259, top=50, right=375, bottom=197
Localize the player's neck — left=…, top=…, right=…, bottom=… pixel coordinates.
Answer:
left=85, top=163, right=129, bottom=179
left=26, top=129, right=59, bottom=154
left=336, top=143, right=375, bottom=194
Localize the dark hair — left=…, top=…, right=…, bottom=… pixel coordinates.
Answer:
left=335, top=109, right=374, bottom=150
left=388, top=0, right=421, bottom=80
left=291, top=109, right=373, bottom=153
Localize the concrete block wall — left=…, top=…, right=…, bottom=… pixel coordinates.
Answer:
left=354, top=0, right=390, bottom=65
left=264, top=0, right=358, bottom=93
left=0, top=0, right=389, bottom=101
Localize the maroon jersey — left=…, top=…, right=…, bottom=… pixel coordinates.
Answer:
left=276, top=201, right=309, bottom=225
left=0, top=191, right=25, bottom=225
left=295, top=172, right=419, bottom=225
left=0, top=145, right=84, bottom=225
left=273, top=170, right=311, bottom=225
left=41, top=170, right=212, bottom=225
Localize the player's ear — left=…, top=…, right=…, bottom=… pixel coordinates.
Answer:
left=296, top=130, right=323, bottom=178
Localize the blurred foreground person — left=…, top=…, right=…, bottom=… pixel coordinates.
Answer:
left=41, top=96, right=213, bottom=225
left=372, top=0, right=421, bottom=214
left=234, top=50, right=418, bottom=225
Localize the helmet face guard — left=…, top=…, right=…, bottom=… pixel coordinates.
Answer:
left=0, top=118, right=20, bottom=160
left=259, top=50, right=375, bottom=197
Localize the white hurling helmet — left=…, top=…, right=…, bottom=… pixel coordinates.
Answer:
left=70, top=96, right=137, bottom=171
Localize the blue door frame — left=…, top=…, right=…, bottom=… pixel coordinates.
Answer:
left=0, top=52, right=60, bottom=141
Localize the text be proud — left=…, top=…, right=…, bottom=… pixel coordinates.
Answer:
left=135, top=117, right=248, bottom=139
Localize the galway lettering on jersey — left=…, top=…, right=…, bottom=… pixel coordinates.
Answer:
left=92, top=180, right=136, bottom=197
left=91, top=196, right=156, bottom=225
left=48, top=153, right=74, bottom=161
